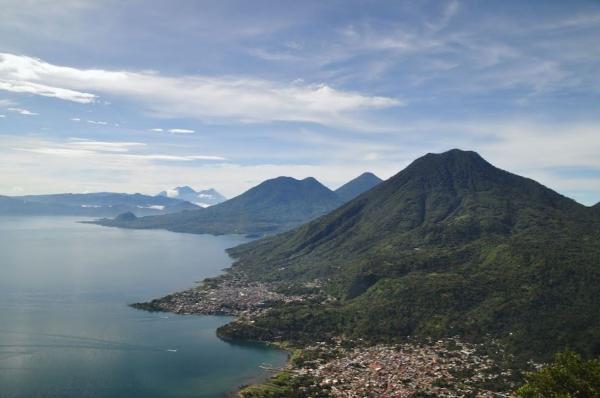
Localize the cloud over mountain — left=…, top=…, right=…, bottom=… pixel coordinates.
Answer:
left=0, top=52, right=401, bottom=127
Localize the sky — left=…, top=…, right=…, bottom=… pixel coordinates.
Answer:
left=0, top=0, right=599, bottom=205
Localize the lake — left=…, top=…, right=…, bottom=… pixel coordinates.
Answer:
left=0, top=217, right=287, bottom=398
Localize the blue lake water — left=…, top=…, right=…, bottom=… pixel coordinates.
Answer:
left=0, top=217, right=286, bottom=398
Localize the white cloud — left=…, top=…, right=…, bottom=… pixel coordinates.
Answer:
left=67, top=139, right=146, bottom=153
left=187, top=155, right=225, bottom=160
left=87, top=120, right=108, bottom=125
left=7, top=107, right=37, bottom=115
left=128, top=154, right=225, bottom=161
left=70, top=117, right=81, bottom=121
left=0, top=79, right=95, bottom=103
left=168, top=128, right=195, bottom=134
left=150, top=128, right=196, bottom=134
left=12, top=147, right=225, bottom=162
left=0, top=52, right=401, bottom=128
left=0, top=99, right=16, bottom=107
left=8, top=137, right=226, bottom=164
left=0, top=115, right=5, bottom=118
left=13, top=147, right=94, bottom=157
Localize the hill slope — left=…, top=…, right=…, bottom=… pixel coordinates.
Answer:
left=1, top=193, right=197, bottom=217
left=334, top=172, right=382, bottom=202
left=224, top=149, right=600, bottom=360
left=95, top=177, right=343, bottom=236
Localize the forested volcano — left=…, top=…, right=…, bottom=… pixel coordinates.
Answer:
left=224, top=149, right=600, bottom=360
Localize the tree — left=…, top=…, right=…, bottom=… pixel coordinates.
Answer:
left=517, top=350, right=600, bottom=397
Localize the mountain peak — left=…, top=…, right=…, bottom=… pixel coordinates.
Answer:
left=388, top=149, right=508, bottom=194
left=302, top=176, right=319, bottom=183
left=249, top=176, right=335, bottom=198
left=358, top=171, right=378, bottom=178
left=410, top=149, right=490, bottom=171
left=174, top=186, right=196, bottom=195
left=268, top=176, right=300, bottom=183
left=258, top=176, right=328, bottom=189
left=335, top=172, right=382, bottom=202
left=431, top=148, right=480, bottom=157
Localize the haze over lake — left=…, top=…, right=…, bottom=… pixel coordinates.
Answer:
left=0, top=217, right=286, bottom=398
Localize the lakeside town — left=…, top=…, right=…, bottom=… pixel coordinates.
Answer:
left=130, top=272, right=311, bottom=316
left=132, top=273, right=526, bottom=397
left=286, top=338, right=523, bottom=397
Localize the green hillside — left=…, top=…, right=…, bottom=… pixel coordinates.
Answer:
left=223, top=149, right=600, bottom=361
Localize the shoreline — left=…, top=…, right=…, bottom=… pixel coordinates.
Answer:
left=128, top=270, right=298, bottom=397
left=129, top=270, right=311, bottom=316
left=129, top=270, right=524, bottom=397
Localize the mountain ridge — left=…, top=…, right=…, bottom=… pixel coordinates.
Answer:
left=1, top=192, right=198, bottom=217
left=94, top=176, right=343, bottom=236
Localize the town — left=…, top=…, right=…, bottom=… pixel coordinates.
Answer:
left=287, top=337, right=523, bottom=397
left=130, top=271, right=311, bottom=316
left=132, top=273, right=526, bottom=397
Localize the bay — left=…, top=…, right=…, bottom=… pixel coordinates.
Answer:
left=0, top=216, right=286, bottom=398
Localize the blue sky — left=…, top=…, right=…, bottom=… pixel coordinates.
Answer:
left=0, top=0, right=599, bottom=204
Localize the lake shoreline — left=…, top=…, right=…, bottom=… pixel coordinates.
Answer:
left=128, top=269, right=525, bottom=397
left=128, top=269, right=308, bottom=396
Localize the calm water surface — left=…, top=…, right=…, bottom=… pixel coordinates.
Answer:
left=0, top=217, right=286, bottom=398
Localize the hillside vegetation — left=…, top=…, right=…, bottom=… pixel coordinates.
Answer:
left=223, top=149, right=600, bottom=361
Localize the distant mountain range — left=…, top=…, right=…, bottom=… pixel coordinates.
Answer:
left=334, top=172, right=382, bottom=202
left=222, top=149, right=600, bottom=361
left=0, top=193, right=198, bottom=217
left=93, top=176, right=345, bottom=235
left=0, top=173, right=382, bottom=225
left=158, top=186, right=226, bottom=207
left=93, top=174, right=383, bottom=236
